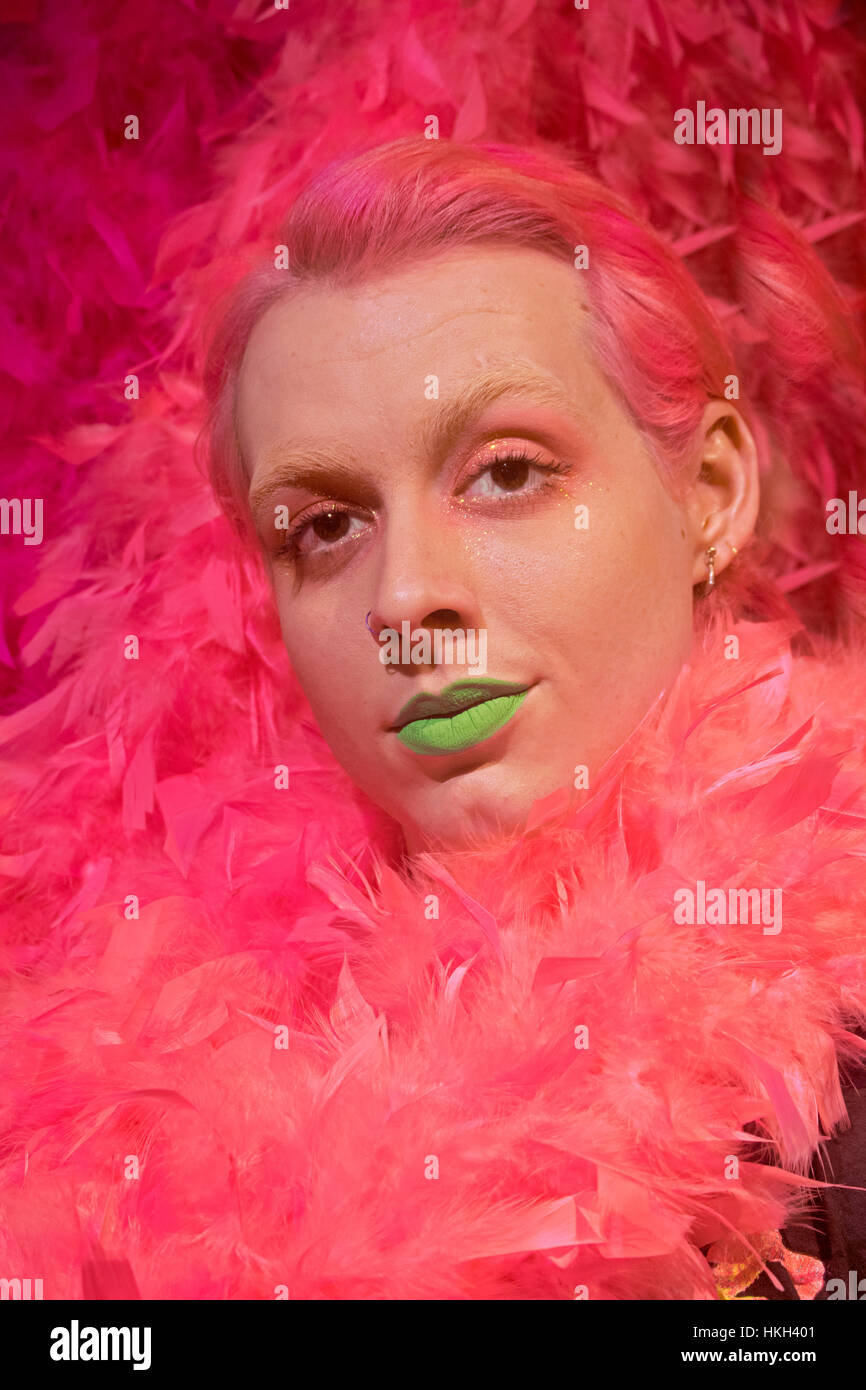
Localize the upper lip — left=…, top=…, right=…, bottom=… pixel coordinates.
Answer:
left=390, top=679, right=531, bottom=731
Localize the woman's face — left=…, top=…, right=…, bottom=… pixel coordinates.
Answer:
left=236, top=246, right=701, bottom=852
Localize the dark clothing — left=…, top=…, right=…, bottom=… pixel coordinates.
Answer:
left=744, top=1047, right=866, bottom=1300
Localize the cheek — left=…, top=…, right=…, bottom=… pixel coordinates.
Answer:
left=463, top=490, right=684, bottom=622
left=272, top=588, right=349, bottom=710
left=577, top=497, right=694, bottom=679
left=286, top=638, right=359, bottom=716
left=274, top=592, right=383, bottom=758
left=483, top=487, right=691, bottom=673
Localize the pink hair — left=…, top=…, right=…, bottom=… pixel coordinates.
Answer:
left=199, top=135, right=866, bottom=635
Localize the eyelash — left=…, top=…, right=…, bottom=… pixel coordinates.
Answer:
left=457, top=447, right=567, bottom=499
left=274, top=449, right=568, bottom=565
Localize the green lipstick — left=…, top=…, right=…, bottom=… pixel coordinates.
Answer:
left=393, top=680, right=530, bottom=756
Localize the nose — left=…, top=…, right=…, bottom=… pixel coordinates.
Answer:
left=366, top=513, right=481, bottom=669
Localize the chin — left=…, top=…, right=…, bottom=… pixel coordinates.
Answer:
left=398, top=757, right=565, bottom=853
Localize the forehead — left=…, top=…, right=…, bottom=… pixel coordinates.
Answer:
left=236, top=245, right=601, bottom=467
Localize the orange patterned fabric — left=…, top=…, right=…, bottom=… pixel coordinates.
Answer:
left=707, top=1231, right=826, bottom=1301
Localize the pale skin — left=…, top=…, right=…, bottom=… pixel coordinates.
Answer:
left=236, top=246, right=759, bottom=853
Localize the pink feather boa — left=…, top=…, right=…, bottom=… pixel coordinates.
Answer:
left=2, top=611, right=866, bottom=1300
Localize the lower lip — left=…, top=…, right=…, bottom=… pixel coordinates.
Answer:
left=396, top=691, right=529, bottom=756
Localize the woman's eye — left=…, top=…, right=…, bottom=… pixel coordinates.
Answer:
left=461, top=452, right=553, bottom=498
left=293, top=508, right=368, bottom=554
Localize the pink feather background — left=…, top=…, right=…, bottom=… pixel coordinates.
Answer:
left=1, top=0, right=866, bottom=1300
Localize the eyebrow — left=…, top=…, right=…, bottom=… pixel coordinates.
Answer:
left=246, top=362, right=580, bottom=516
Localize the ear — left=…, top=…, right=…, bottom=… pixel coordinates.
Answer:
left=683, top=401, right=760, bottom=586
